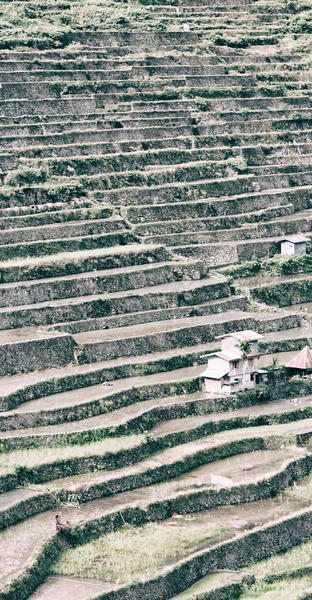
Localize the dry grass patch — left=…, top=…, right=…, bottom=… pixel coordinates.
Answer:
left=51, top=516, right=232, bottom=585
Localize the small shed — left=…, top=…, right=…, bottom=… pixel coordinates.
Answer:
left=287, top=346, right=312, bottom=377
left=280, top=234, right=308, bottom=257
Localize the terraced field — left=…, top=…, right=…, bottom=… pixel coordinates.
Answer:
left=1, top=0, right=312, bottom=599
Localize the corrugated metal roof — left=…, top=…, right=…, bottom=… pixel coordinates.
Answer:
left=281, top=234, right=308, bottom=244
left=201, top=368, right=229, bottom=380
left=218, top=350, right=242, bottom=361
left=216, top=330, right=263, bottom=342
left=202, top=350, right=241, bottom=361
left=288, top=346, right=312, bottom=370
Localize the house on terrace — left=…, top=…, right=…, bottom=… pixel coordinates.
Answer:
left=201, top=330, right=267, bottom=394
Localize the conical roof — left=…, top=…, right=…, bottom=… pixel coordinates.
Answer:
left=288, top=346, right=312, bottom=370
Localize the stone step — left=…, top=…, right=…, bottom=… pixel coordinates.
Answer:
left=0, top=46, right=198, bottom=62
left=0, top=442, right=299, bottom=532
left=210, top=107, right=312, bottom=123
left=7, top=165, right=312, bottom=209
left=170, top=573, right=247, bottom=600
left=20, top=141, right=312, bottom=183
left=149, top=4, right=290, bottom=11
left=0, top=327, right=76, bottom=377
left=4, top=125, right=312, bottom=171
left=1, top=120, right=312, bottom=176
left=0, top=244, right=172, bottom=285
left=0, top=198, right=93, bottom=219
left=158, top=14, right=289, bottom=22
left=4, top=168, right=301, bottom=208
left=53, top=295, right=246, bottom=336
left=126, top=185, right=310, bottom=225
left=13, top=107, right=312, bottom=161
left=92, top=82, right=312, bottom=107
left=0, top=275, right=230, bottom=330
left=145, top=210, right=312, bottom=247
left=0, top=49, right=300, bottom=65
left=9, top=122, right=312, bottom=172
left=197, top=127, right=312, bottom=151
left=108, top=171, right=312, bottom=209
left=0, top=340, right=220, bottom=412
left=0, top=205, right=114, bottom=231
left=55, top=158, right=238, bottom=193
left=1, top=363, right=203, bottom=423
left=0, top=327, right=308, bottom=414
left=199, top=116, right=312, bottom=136
left=0, top=113, right=196, bottom=142
left=0, top=74, right=257, bottom=101
left=0, top=64, right=229, bottom=82
left=146, top=11, right=288, bottom=20
left=0, top=215, right=125, bottom=244
left=1, top=85, right=310, bottom=121
left=249, top=272, right=312, bottom=308
left=0, top=112, right=197, bottom=143
left=248, top=151, right=312, bottom=169
left=0, top=56, right=223, bottom=72
left=2, top=104, right=309, bottom=141
left=136, top=203, right=294, bottom=236
left=74, top=310, right=301, bottom=365
left=0, top=228, right=137, bottom=261
left=0, top=110, right=195, bottom=138
left=2, top=388, right=312, bottom=452
left=0, top=259, right=204, bottom=308
left=120, top=96, right=311, bottom=114
left=68, top=463, right=312, bottom=600
left=0, top=335, right=303, bottom=428
left=0, top=53, right=304, bottom=82
left=2, top=104, right=312, bottom=150
left=0, top=92, right=308, bottom=121
left=4, top=301, right=285, bottom=376
left=0, top=124, right=195, bottom=151
left=0, top=61, right=304, bottom=82
left=17, top=29, right=206, bottom=48
left=0, top=96, right=97, bottom=118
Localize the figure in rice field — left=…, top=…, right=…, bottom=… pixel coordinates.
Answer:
left=55, top=514, right=70, bottom=533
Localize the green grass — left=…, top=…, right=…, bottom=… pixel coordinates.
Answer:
left=0, top=434, right=143, bottom=476
left=245, top=538, right=312, bottom=579
left=51, top=517, right=232, bottom=585
left=239, top=516, right=312, bottom=599
left=222, top=252, right=312, bottom=282
left=240, top=576, right=312, bottom=599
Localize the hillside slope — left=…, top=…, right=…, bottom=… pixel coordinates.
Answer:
left=1, top=2, right=312, bottom=599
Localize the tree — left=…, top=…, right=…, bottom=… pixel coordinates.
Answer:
left=236, top=340, right=252, bottom=357
left=266, top=356, right=280, bottom=386
left=236, top=340, right=253, bottom=389
left=267, top=356, right=279, bottom=372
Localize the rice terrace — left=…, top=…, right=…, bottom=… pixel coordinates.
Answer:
left=3, top=0, right=312, bottom=598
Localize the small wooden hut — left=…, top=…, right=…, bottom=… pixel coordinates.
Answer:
left=287, top=346, right=312, bottom=378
